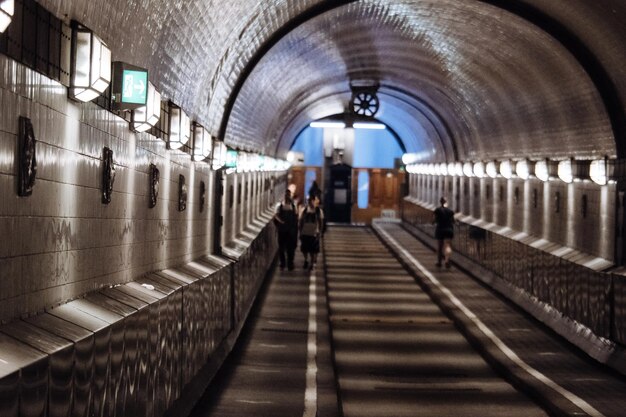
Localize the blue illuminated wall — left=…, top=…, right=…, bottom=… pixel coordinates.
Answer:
left=352, top=129, right=403, bottom=168
left=291, top=126, right=403, bottom=168
left=290, top=127, right=324, bottom=166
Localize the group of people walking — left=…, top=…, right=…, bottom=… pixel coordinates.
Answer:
left=273, top=181, right=324, bottom=271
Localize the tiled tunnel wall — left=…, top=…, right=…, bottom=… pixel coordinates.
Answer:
left=0, top=54, right=279, bottom=324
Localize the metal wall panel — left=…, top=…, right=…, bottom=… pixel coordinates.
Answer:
left=47, top=303, right=112, bottom=417
left=0, top=333, right=49, bottom=417
left=25, top=313, right=95, bottom=417
left=0, top=321, right=73, bottom=417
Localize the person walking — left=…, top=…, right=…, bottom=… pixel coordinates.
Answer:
left=433, top=196, right=455, bottom=268
left=299, top=195, right=324, bottom=270
left=274, top=189, right=299, bottom=271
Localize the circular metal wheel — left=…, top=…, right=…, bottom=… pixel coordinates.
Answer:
left=351, top=91, right=379, bottom=117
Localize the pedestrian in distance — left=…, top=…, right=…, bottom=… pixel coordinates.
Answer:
left=433, top=196, right=455, bottom=268
left=299, top=195, right=324, bottom=270
left=274, top=189, right=299, bottom=271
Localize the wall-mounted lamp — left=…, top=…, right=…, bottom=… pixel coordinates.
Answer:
left=211, top=141, right=227, bottom=170
left=167, top=102, right=190, bottom=150
left=515, top=160, right=533, bottom=180
left=499, top=160, right=514, bottom=179
left=69, top=22, right=111, bottom=102
left=462, top=162, right=474, bottom=177
left=237, top=151, right=249, bottom=173
left=473, top=162, right=485, bottom=178
left=485, top=161, right=498, bottom=178
left=439, top=163, right=448, bottom=176
left=557, top=159, right=573, bottom=183
left=192, top=123, right=212, bottom=162
left=0, top=0, right=14, bottom=33
left=589, top=158, right=614, bottom=185
left=131, top=82, right=161, bottom=132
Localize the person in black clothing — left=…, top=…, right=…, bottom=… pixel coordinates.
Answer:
left=274, top=190, right=299, bottom=271
left=433, top=196, right=455, bottom=268
left=308, top=180, right=322, bottom=206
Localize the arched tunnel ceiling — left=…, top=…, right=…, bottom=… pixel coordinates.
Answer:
left=40, top=0, right=626, bottom=161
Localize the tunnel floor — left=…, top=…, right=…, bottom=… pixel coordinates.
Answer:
left=189, top=223, right=626, bottom=417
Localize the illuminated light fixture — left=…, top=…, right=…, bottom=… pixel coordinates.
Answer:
left=454, top=162, right=464, bottom=176
left=473, top=162, right=485, bottom=178
left=447, top=162, right=456, bottom=176
left=486, top=161, right=498, bottom=178
left=211, top=141, right=227, bottom=170
left=427, top=163, right=436, bottom=175
left=499, top=160, right=514, bottom=179
left=439, top=163, right=448, bottom=176
left=286, top=151, right=296, bottom=163
left=516, top=160, right=531, bottom=180
left=557, top=159, right=573, bottom=183
left=69, top=22, right=112, bottom=102
left=353, top=122, right=386, bottom=130
left=0, top=0, right=14, bottom=33
left=131, top=82, right=161, bottom=132
left=463, top=162, right=474, bottom=177
left=192, top=123, right=212, bottom=162
left=534, top=160, right=550, bottom=182
left=237, top=151, right=249, bottom=173
left=590, top=158, right=610, bottom=185
left=310, top=121, right=345, bottom=129
left=167, top=102, right=190, bottom=150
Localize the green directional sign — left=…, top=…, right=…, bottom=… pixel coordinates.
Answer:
left=121, top=69, right=148, bottom=104
left=111, top=62, right=148, bottom=110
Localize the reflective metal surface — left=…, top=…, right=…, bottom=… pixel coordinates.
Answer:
left=1, top=321, right=73, bottom=417
left=25, top=313, right=95, bottom=417
left=0, top=219, right=278, bottom=417
left=0, top=333, right=49, bottom=417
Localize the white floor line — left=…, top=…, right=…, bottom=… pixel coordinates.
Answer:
left=376, top=226, right=605, bottom=417
left=303, top=268, right=318, bottom=417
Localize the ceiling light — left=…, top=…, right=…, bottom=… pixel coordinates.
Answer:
left=310, top=121, right=345, bottom=129
left=353, top=122, right=386, bottom=130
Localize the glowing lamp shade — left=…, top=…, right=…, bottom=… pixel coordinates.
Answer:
left=589, top=159, right=607, bottom=185
left=212, top=141, right=227, bottom=170
left=499, top=160, right=514, bottom=179
left=439, top=163, right=448, bottom=176
left=557, top=160, right=573, bottom=183
left=516, top=160, right=530, bottom=180
left=168, top=103, right=190, bottom=150
left=486, top=161, right=498, bottom=178
left=237, top=152, right=249, bottom=173
left=463, top=162, right=474, bottom=177
left=0, top=0, right=14, bottom=33
left=70, top=26, right=111, bottom=102
left=131, top=82, right=161, bottom=132
left=473, top=162, right=485, bottom=178
left=192, top=124, right=212, bottom=162
left=535, top=160, right=549, bottom=182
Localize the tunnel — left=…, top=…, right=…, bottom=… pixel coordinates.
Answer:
left=1, top=0, right=626, bottom=416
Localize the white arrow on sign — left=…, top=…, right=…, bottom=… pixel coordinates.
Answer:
left=134, top=79, right=146, bottom=95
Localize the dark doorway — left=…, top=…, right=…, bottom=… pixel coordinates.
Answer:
left=326, top=163, right=352, bottom=223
